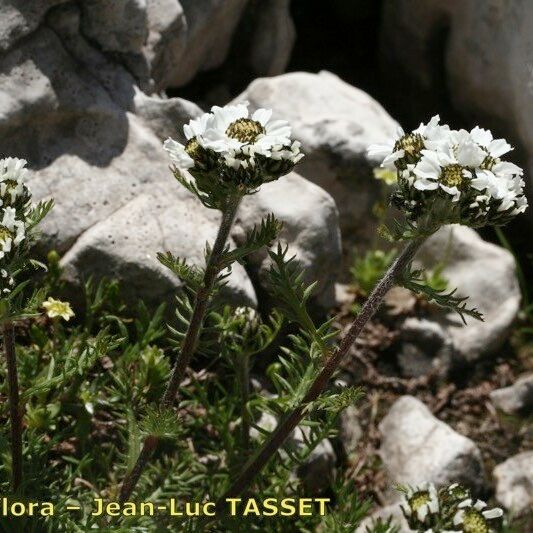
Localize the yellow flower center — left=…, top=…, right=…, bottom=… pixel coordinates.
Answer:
left=0, top=226, right=13, bottom=244
left=440, top=164, right=465, bottom=188
left=462, top=509, right=489, bottom=533
left=409, top=491, right=431, bottom=513
left=185, top=137, right=202, bottom=159
left=394, top=133, right=425, bottom=162
left=226, top=119, right=265, bottom=143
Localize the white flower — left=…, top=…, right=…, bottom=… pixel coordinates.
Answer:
left=412, top=149, right=471, bottom=201
left=202, top=103, right=292, bottom=156
left=400, top=482, right=440, bottom=524
left=453, top=499, right=504, bottom=530
left=0, top=207, right=25, bottom=259
left=415, top=114, right=451, bottom=149
left=163, top=137, right=194, bottom=170
left=470, top=126, right=513, bottom=158
left=367, top=126, right=407, bottom=170
left=163, top=112, right=215, bottom=170
left=0, top=157, right=28, bottom=205
left=163, top=103, right=303, bottom=187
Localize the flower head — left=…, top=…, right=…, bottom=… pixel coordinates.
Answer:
left=164, top=103, right=303, bottom=204
left=0, top=207, right=26, bottom=259
left=452, top=499, right=503, bottom=533
left=368, top=117, right=528, bottom=231
left=400, top=483, right=440, bottom=528
left=0, top=157, right=31, bottom=209
left=42, top=297, right=75, bottom=321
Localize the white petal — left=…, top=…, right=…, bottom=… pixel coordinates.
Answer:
left=488, top=138, right=512, bottom=158
left=252, top=108, right=273, bottom=126
left=482, top=508, right=503, bottom=519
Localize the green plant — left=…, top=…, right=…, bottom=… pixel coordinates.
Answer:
left=351, top=248, right=398, bottom=295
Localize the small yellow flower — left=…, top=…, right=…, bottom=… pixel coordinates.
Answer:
left=373, top=167, right=397, bottom=185
left=42, top=297, right=75, bottom=321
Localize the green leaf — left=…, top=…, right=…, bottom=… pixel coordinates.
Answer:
left=26, top=199, right=54, bottom=231
left=400, top=267, right=483, bottom=324
left=157, top=252, right=204, bottom=290
left=267, top=243, right=325, bottom=349
left=221, top=214, right=283, bottom=266
left=139, top=406, right=183, bottom=440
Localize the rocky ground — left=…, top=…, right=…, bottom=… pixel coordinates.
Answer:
left=1, top=0, right=532, bottom=529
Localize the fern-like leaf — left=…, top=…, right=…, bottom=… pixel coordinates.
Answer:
left=401, top=267, right=483, bottom=324
left=157, top=252, right=204, bottom=290
left=221, top=214, right=283, bottom=266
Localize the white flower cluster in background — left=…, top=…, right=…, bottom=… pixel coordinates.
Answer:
left=164, top=102, right=303, bottom=190
left=368, top=116, right=527, bottom=229
left=0, top=158, right=31, bottom=266
left=399, top=482, right=504, bottom=533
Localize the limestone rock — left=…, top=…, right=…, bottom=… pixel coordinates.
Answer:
left=133, top=91, right=203, bottom=140
left=247, top=0, right=295, bottom=76
left=379, top=396, right=485, bottom=495
left=234, top=71, right=398, bottom=243
left=171, top=0, right=249, bottom=87
left=0, top=0, right=68, bottom=52
left=0, top=16, right=341, bottom=311
left=493, top=452, right=533, bottom=515
left=60, top=191, right=257, bottom=310
left=237, top=172, right=342, bottom=308
left=337, top=405, right=363, bottom=457
left=397, top=317, right=455, bottom=378
left=415, top=225, right=520, bottom=362
left=490, top=374, right=533, bottom=417
left=80, top=0, right=148, bottom=54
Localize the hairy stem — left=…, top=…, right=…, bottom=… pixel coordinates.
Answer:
left=3, top=321, right=23, bottom=492
left=216, top=238, right=424, bottom=508
left=119, top=194, right=242, bottom=503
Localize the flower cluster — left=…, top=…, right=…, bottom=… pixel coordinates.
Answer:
left=399, top=482, right=503, bottom=533
left=368, top=116, right=527, bottom=231
left=164, top=102, right=303, bottom=202
left=0, top=158, right=32, bottom=293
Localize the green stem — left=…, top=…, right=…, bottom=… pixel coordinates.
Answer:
left=119, top=194, right=242, bottom=503
left=213, top=237, right=424, bottom=513
left=3, top=321, right=23, bottom=492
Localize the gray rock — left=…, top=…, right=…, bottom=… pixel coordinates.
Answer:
left=60, top=192, right=258, bottom=310
left=171, top=0, right=249, bottom=87
left=251, top=412, right=336, bottom=493
left=379, top=396, right=485, bottom=495
left=0, top=18, right=341, bottom=311
left=142, top=0, right=187, bottom=90
left=237, top=172, right=342, bottom=308
left=247, top=0, right=295, bottom=77
left=415, top=225, right=520, bottom=363
left=398, top=317, right=455, bottom=378
left=0, top=0, right=68, bottom=52
left=381, top=0, right=533, bottom=217
left=133, top=91, right=203, bottom=140
left=234, top=71, right=399, bottom=243
left=493, top=451, right=533, bottom=515
left=80, top=0, right=148, bottom=54
left=490, top=374, right=533, bottom=416
left=294, top=425, right=336, bottom=494
left=337, top=405, right=363, bottom=457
